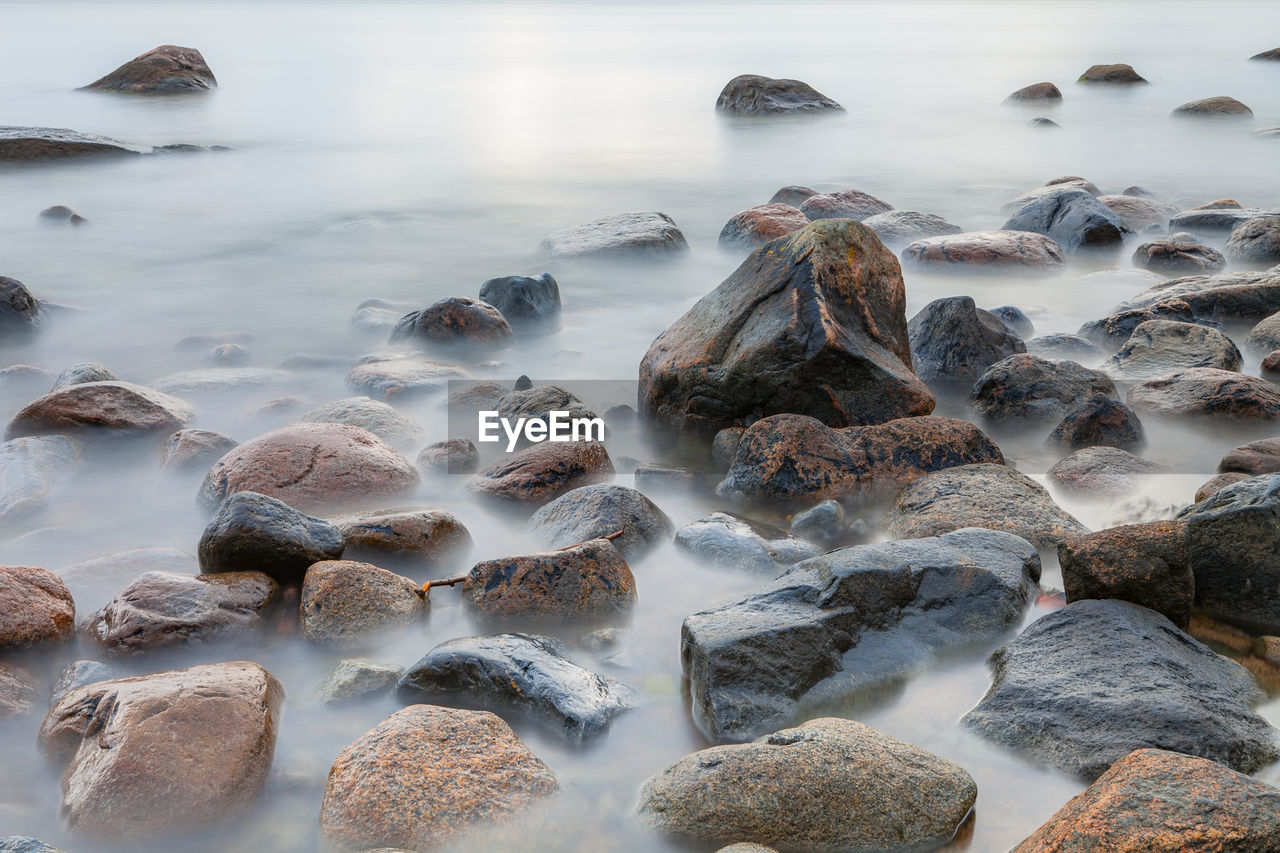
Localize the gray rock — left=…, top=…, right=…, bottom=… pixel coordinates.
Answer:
left=789, top=499, right=845, bottom=545
left=1046, top=398, right=1146, bottom=454
left=1026, top=333, right=1105, bottom=362
left=209, top=343, right=249, bottom=365
left=861, top=210, right=961, bottom=244
left=298, top=397, right=424, bottom=451
left=150, top=367, right=294, bottom=396
left=197, top=491, right=345, bottom=584
left=1169, top=207, right=1280, bottom=234
left=1046, top=446, right=1165, bottom=497
left=715, top=74, right=843, bottom=114
left=1001, top=187, right=1132, bottom=251
left=1226, top=216, right=1280, bottom=266
left=970, top=353, right=1116, bottom=424
left=540, top=212, right=689, bottom=259
left=314, top=658, right=404, bottom=704
left=675, top=512, right=819, bottom=572
left=51, top=362, right=116, bottom=389
left=345, top=356, right=471, bottom=399
left=0, top=838, right=65, bottom=853
left=478, top=273, right=561, bottom=327
left=988, top=305, right=1035, bottom=338
left=0, top=435, right=78, bottom=524
left=908, top=295, right=1026, bottom=382
left=50, top=660, right=116, bottom=705
left=711, top=427, right=745, bottom=469
left=527, top=484, right=672, bottom=561
left=1104, top=319, right=1241, bottom=379
left=57, top=547, right=199, bottom=620
left=682, top=527, right=1039, bottom=742
left=1126, top=368, right=1280, bottom=421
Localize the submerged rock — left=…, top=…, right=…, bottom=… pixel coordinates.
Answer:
left=197, top=491, right=345, bottom=583
left=1226, top=215, right=1280, bottom=265
left=908, top=295, right=1026, bottom=382
left=1001, top=187, right=1132, bottom=251
left=416, top=437, right=478, bottom=474
left=675, top=512, right=819, bottom=572
left=789, top=499, right=846, bottom=545
left=1127, top=367, right=1280, bottom=421
left=314, top=658, right=403, bottom=704
left=160, top=428, right=237, bottom=471
left=798, top=189, right=892, bottom=221
left=861, top=210, right=962, bottom=244
left=0, top=663, right=37, bottom=718
left=683, top=527, right=1038, bottom=742
left=1079, top=63, right=1147, bottom=84
left=901, top=230, right=1066, bottom=271
left=344, top=356, right=470, bottom=400
left=1046, top=446, right=1164, bottom=497
left=1026, top=333, right=1105, bottom=362
left=1168, top=207, right=1280, bottom=234
left=397, top=633, right=637, bottom=742
left=6, top=381, right=194, bottom=440
left=300, top=561, right=425, bottom=646
left=0, top=564, right=75, bottom=650
left=1171, top=96, right=1253, bottom=117
left=1046, top=397, right=1146, bottom=452
left=526, top=484, right=671, bottom=560
left=0, top=126, right=143, bottom=162
left=1096, top=194, right=1170, bottom=230
left=81, top=45, right=216, bottom=94
left=297, top=397, right=424, bottom=451
left=51, top=362, right=116, bottom=389
left=462, top=539, right=635, bottom=626
left=715, top=74, right=843, bottom=114
left=540, top=212, right=688, bottom=259
left=1006, top=82, right=1062, bottom=102
left=57, top=548, right=198, bottom=618
left=333, top=508, right=472, bottom=565
left=1132, top=241, right=1226, bottom=275
left=1104, top=319, right=1241, bottom=379
left=469, top=440, right=613, bottom=506
left=0, top=435, right=78, bottom=524
left=150, top=367, right=294, bottom=396
left=718, top=203, right=809, bottom=248
left=971, top=353, right=1116, bottom=424
left=389, top=297, right=514, bottom=351
left=478, top=273, right=561, bottom=327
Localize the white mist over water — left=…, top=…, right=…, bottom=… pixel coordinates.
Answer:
left=1, top=1, right=1279, bottom=850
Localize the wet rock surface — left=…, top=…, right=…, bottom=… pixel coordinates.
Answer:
left=344, top=356, right=470, bottom=399
left=300, top=560, right=425, bottom=646
left=1127, top=367, right=1280, bottom=421
left=908, top=295, right=1026, bottom=382
left=526, top=484, right=671, bottom=560
left=798, top=189, right=893, bottom=221
left=6, top=381, right=194, bottom=440
left=718, top=203, right=809, bottom=248
left=1046, top=446, right=1164, bottom=497
left=675, top=512, right=819, bottom=572
left=462, top=539, right=635, bottom=626
left=1046, top=397, right=1145, bottom=452
left=478, top=272, right=561, bottom=327
left=1132, top=240, right=1226, bottom=275
left=540, top=212, right=688, bottom=259
left=1002, top=186, right=1132, bottom=251
left=1104, top=318, right=1241, bottom=379
left=715, top=74, right=843, bottom=114
left=0, top=564, right=75, bottom=650
left=1226, top=215, right=1280, bottom=265
left=160, top=428, right=236, bottom=471
left=469, top=440, right=613, bottom=505
left=1059, top=521, right=1192, bottom=628
left=971, top=353, right=1115, bottom=424
left=333, top=507, right=472, bottom=565
left=861, top=210, right=962, bottom=244
left=81, top=45, right=216, bottom=93
left=314, top=658, right=403, bottom=704
left=0, top=435, right=77, bottom=524
left=297, top=397, right=424, bottom=451
left=198, top=490, right=345, bottom=583
left=902, top=230, right=1067, bottom=271
left=1006, top=82, right=1062, bottom=102
left=0, top=126, right=144, bottom=162
left=388, top=296, right=514, bottom=350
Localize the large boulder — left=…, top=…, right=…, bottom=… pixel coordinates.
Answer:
left=798, top=189, right=892, bottom=221
left=674, top=512, right=819, bottom=572
left=332, top=508, right=472, bottom=565
left=1046, top=397, right=1145, bottom=452
left=1117, top=266, right=1280, bottom=324
left=297, top=397, right=424, bottom=451
left=1001, top=187, right=1132, bottom=251
left=388, top=297, right=514, bottom=350
left=639, top=220, right=933, bottom=432
left=462, top=539, right=635, bottom=626
left=908, top=295, right=1026, bottom=382
left=971, top=354, right=1116, bottom=424
left=0, top=126, right=142, bottom=162
left=1126, top=367, right=1280, bottom=421
left=1079, top=63, right=1147, bottom=83
left=397, top=633, right=637, bottom=742
left=1103, top=319, right=1241, bottom=379
left=469, top=440, right=613, bottom=506
left=0, top=277, right=42, bottom=340
left=0, top=564, right=75, bottom=650
left=197, top=423, right=419, bottom=513
left=81, top=45, right=216, bottom=94
left=1171, top=96, right=1253, bottom=118
left=682, top=527, right=1038, bottom=742
left=320, top=705, right=558, bottom=850
left=1058, top=521, right=1192, bottom=628
left=540, top=212, right=688, bottom=259
left=526, top=484, right=671, bottom=560
left=886, top=463, right=1088, bottom=549
left=6, top=381, right=194, bottom=440
left=478, top=273, right=561, bottom=327
left=637, top=717, right=976, bottom=852
left=1226, top=216, right=1280, bottom=266
left=38, top=661, right=283, bottom=839
left=1046, top=446, right=1164, bottom=497
left=715, top=74, right=842, bottom=114
left=0, top=435, right=78, bottom=524
left=300, top=560, right=425, bottom=646
left=197, top=490, right=345, bottom=583
left=1132, top=241, right=1226, bottom=275
left=718, top=203, right=809, bottom=248
left=717, top=413, right=1003, bottom=506
left=961, top=599, right=1277, bottom=778
left=861, top=210, right=962, bottom=244
left=901, top=230, right=1066, bottom=272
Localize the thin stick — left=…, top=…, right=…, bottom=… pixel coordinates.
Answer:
left=420, top=529, right=625, bottom=594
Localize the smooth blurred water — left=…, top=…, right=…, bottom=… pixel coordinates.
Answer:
left=1, top=1, right=1279, bottom=851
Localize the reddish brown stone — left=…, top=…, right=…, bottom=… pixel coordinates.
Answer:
left=1196, top=199, right=1244, bottom=210
left=1079, top=64, right=1147, bottom=84
left=6, top=381, right=194, bottom=440
left=901, top=230, right=1066, bottom=271
left=1196, top=471, right=1250, bottom=502
left=320, top=705, right=558, bottom=850
left=469, top=440, right=613, bottom=506
left=161, top=428, right=236, bottom=471
left=81, top=45, right=216, bottom=94
left=1046, top=447, right=1165, bottom=497
left=1172, top=97, right=1253, bottom=118
left=1263, top=350, right=1280, bottom=376
left=38, top=661, right=283, bottom=840
left=463, top=539, right=635, bottom=625
left=1220, top=437, right=1280, bottom=475
left=1097, top=195, right=1168, bottom=230
left=718, top=203, right=810, bottom=247
left=1132, top=241, right=1226, bottom=275
left=389, top=297, right=514, bottom=350
left=0, top=565, right=74, bottom=650
left=1058, top=521, right=1192, bottom=628
left=332, top=507, right=472, bottom=564
left=300, top=561, right=425, bottom=646
left=416, top=437, right=478, bottom=473
left=1127, top=368, right=1280, bottom=421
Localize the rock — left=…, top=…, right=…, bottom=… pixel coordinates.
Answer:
left=971, top=354, right=1116, bottom=424
left=315, top=658, right=403, bottom=704
left=6, top=381, right=194, bottom=440
left=633, top=464, right=712, bottom=493
left=714, top=74, right=842, bottom=114
left=1097, top=195, right=1169, bottom=230
left=675, top=512, right=819, bottom=572
left=711, top=426, right=744, bottom=468
left=198, top=491, right=345, bottom=583
left=1059, top=521, right=1191, bottom=627
left=478, top=273, right=561, bottom=327
left=1122, top=267, right=1280, bottom=324
left=1047, top=175, right=1100, bottom=191
left=0, top=838, right=63, bottom=853
left=1079, top=63, right=1147, bottom=83
left=51, top=362, right=116, bottom=389
left=1247, top=311, right=1280, bottom=353
left=1226, top=216, right=1280, bottom=265
left=1169, top=207, right=1280, bottom=233
left=332, top=508, right=471, bottom=565
left=0, top=365, right=53, bottom=388
left=539, top=212, right=688, bottom=259
left=1027, top=333, right=1105, bottom=362
left=861, top=210, right=962, bottom=244
left=961, top=599, right=1277, bottom=777
left=81, top=45, right=216, bottom=94
left=1104, top=319, right=1241, bottom=379
left=0, top=565, right=74, bottom=649
left=57, top=547, right=198, bottom=618
left=1127, top=368, right=1280, bottom=421
left=718, top=413, right=1003, bottom=506
left=887, top=463, right=1088, bottom=548
left=1003, top=181, right=1099, bottom=213
left=1002, top=187, right=1132, bottom=251
left=527, top=484, right=671, bottom=560
left=398, top=633, right=636, bottom=742
left=209, top=343, right=249, bottom=365
left=319, top=705, right=558, bottom=851
left=718, top=203, right=810, bottom=248
left=1029, top=117, right=1059, bottom=127
left=1012, top=748, right=1280, bottom=853
left=469, top=440, right=613, bottom=506
left=1264, top=349, right=1280, bottom=376
left=639, top=220, right=933, bottom=432
left=988, top=304, right=1035, bottom=338
left=462, top=539, right=635, bottom=625
left=908, top=295, right=1026, bottom=382
left=39, top=661, right=283, bottom=839
left=197, top=423, right=419, bottom=513
left=345, top=356, right=470, bottom=400
left=0, top=663, right=37, bottom=718
left=789, top=500, right=845, bottom=545
left=1047, top=447, right=1165, bottom=497
left=1196, top=471, right=1250, bottom=502
left=0, top=126, right=142, bottom=162
left=1078, top=301, right=1211, bottom=352
left=300, top=560, right=425, bottom=646
left=1047, top=398, right=1146, bottom=452
left=1132, top=241, right=1226, bottom=274
left=901, top=230, right=1066, bottom=271
left=50, top=660, right=116, bottom=705
left=160, top=428, right=237, bottom=471
left=1197, top=199, right=1243, bottom=210
left=1220, top=437, right=1280, bottom=476
left=1178, top=474, right=1280, bottom=631
left=350, top=304, right=402, bottom=333
left=797, top=189, right=893, bottom=221
left=716, top=846, right=778, bottom=853
left=175, top=332, right=254, bottom=351
left=0, top=435, right=78, bottom=524
left=416, top=437, right=478, bottom=474
left=388, top=297, right=514, bottom=350
left=638, top=717, right=977, bottom=851
left=1007, top=82, right=1063, bottom=102
left=86, top=570, right=277, bottom=655
left=769, top=186, right=816, bottom=206
left=683, top=527, right=1038, bottom=741
left=150, top=367, right=294, bottom=396
left=495, top=384, right=598, bottom=432
left=297, top=397, right=423, bottom=450
left=1171, top=96, right=1253, bottom=117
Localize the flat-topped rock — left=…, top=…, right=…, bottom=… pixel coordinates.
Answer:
left=1126, top=368, right=1280, bottom=421
left=6, top=381, right=194, bottom=440
left=1079, top=63, right=1147, bottom=84
left=540, top=212, right=688, bottom=259
left=1171, top=96, right=1253, bottom=118
left=901, top=230, right=1066, bottom=271
left=715, top=74, right=843, bottom=114
left=0, top=126, right=144, bottom=162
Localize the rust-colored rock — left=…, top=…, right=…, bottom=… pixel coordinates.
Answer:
left=197, top=422, right=418, bottom=513
left=1132, top=241, right=1226, bottom=275
left=6, top=381, right=194, bottom=440
left=388, top=296, right=514, bottom=351
left=38, top=661, right=283, bottom=840
left=1059, top=521, right=1193, bottom=628
left=469, top=440, right=613, bottom=506
left=1220, top=437, right=1280, bottom=476
left=1126, top=368, right=1280, bottom=421
left=1012, top=748, right=1280, bottom=852
left=0, top=565, right=74, bottom=650
left=1006, top=82, right=1063, bottom=102
left=319, top=705, right=559, bottom=851
left=1196, top=471, right=1250, bottom=502
left=901, top=230, right=1066, bottom=271
left=1171, top=96, right=1253, bottom=118
left=1264, top=350, right=1280, bottom=377
left=332, top=507, right=472, bottom=565
left=463, top=539, right=635, bottom=625
left=300, top=561, right=425, bottom=646
left=718, top=203, right=809, bottom=248
left=81, top=45, right=216, bottom=94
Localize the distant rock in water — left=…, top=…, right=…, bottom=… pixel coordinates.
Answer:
left=1078, top=63, right=1147, bottom=83
left=0, top=126, right=142, bottom=162
left=1171, top=96, right=1253, bottom=118
left=1226, top=216, right=1280, bottom=266
left=38, top=205, right=88, bottom=225
left=768, top=185, right=816, bottom=206
left=908, top=295, right=1026, bottom=382
left=1006, top=82, right=1062, bottom=102
left=1028, top=117, right=1059, bottom=128
left=861, top=210, right=961, bottom=244
left=540, top=212, right=688, bottom=259
left=1132, top=241, right=1226, bottom=275
left=6, top=381, right=194, bottom=441
left=715, top=74, right=843, bottom=114
left=901, top=230, right=1066, bottom=272
left=81, top=45, right=217, bottom=94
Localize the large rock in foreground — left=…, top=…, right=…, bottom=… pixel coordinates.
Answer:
left=961, top=599, right=1277, bottom=778
left=901, top=230, right=1066, bottom=272
left=38, top=661, right=283, bottom=839
left=81, top=45, right=217, bottom=94
left=715, top=74, right=843, bottom=114
left=540, top=212, right=688, bottom=259
left=319, top=705, right=559, bottom=851
left=637, top=717, right=976, bottom=853
left=6, top=381, right=194, bottom=440
left=639, top=220, right=933, bottom=432
left=683, top=528, right=1038, bottom=742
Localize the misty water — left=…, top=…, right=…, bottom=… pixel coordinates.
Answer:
left=1, top=0, right=1279, bottom=850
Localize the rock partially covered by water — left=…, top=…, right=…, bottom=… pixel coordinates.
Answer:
left=469, top=440, right=613, bottom=506
left=1132, top=241, right=1226, bottom=275
left=398, top=633, right=637, bottom=742
left=1196, top=471, right=1250, bottom=502
left=1219, top=437, right=1280, bottom=476
left=901, top=230, right=1066, bottom=272
left=300, top=561, right=425, bottom=646
left=1096, top=194, right=1170, bottom=230
left=58, top=548, right=198, bottom=618
left=416, top=437, right=478, bottom=474
left=861, top=210, right=962, bottom=244
left=909, top=295, right=1026, bottom=382
left=1006, top=82, right=1062, bottom=102
left=345, top=356, right=470, bottom=400
left=1253, top=47, right=1280, bottom=61
left=971, top=354, right=1116, bottom=424
left=0, top=564, right=74, bottom=650
left=1059, top=521, right=1192, bottom=628
left=197, top=423, right=419, bottom=513
left=198, top=491, right=345, bottom=583
left=1104, top=319, right=1241, bottom=379
left=1171, top=96, right=1253, bottom=118
left=715, top=74, right=843, bottom=114
left=0, top=126, right=142, bottom=162
left=1012, top=748, right=1280, bottom=853
left=1079, top=63, right=1147, bottom=84
left=0, top=663, right=36, bottom=718
left=86, top=570, right=277, bottom=655
left=1002, top=187, right=1132, bottom=251
left=718, top=203, right=809, bottom=248
left=478, top=273, right=561, bottom=327
left=319, top=705, right=558, bottom=851
left=333, top=508, right=472, bottom=565
left=38, top=661, right=283, bottom=839
left=6, top=381, right=194, bottom=440
left=0, top=837, right=63, bottom=852
left=540, top=212, right=688, bottom=259
left=51, top=363, right=116, bottom=389
left=718, top=413, right=1003, bottom=506
left=1127, top=368, right=1280, bottom=421
left=1169, top=207, right=1280, bottom=234
left=639, top=220, right=933, bottom=432
left=1027, top=333, right=1105, bottom=362
left=462, top=539, right=635, bottom=626
left=389, top=297, right=514, bottom=351
left=527, top=484, right=671, bottom=560
left=160, top=428, right=236, bottom=471
left=0, top=435, right=78, bottom=524
left=81, top=45, right=216, bottom=94
left=638, top=717, right=977, bottom=851
left=314, top=658, right=403, bottom=704
left=1078, top=300, right=1205, bottom=353
left=798, top=189, right=893, bottom=221
left=1047, top=397, right=1146, bottom=452
left=1046, top=446, right=1164, bottom=497
left=675, top=512, right=819, bottom=572
left=962, top=599, right=1277, bottom=778
left=887, top=463, right=1088, bottom=548
left=683, top=527, right=1038, bottom=742
left=298, top=397, right=423, bottom=451
left=1226, top=216, right=1280, bottom=266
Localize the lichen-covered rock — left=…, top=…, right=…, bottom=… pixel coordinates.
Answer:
left=908, top=295, right=1026, bottom=382
left=718, top=203, right=809, bottom=248
left=1104, top=319, right=1241, bottom=379
left=1006, top=82, right=1062, bottom=102
left=1046, top=446, right=1165, bottom=498
left=160, top=428, right=236, bottom=472
left=798, top=189, right=893, bottom=221
left=197, top=491, right=345, bottom=583
left=540, top=212, right=688, bottom=259
left=1058, top=521, right=1192, bottom=628
left=715, top=75, right=843, bottom=114
left=6, top=381, right=194, bottom=440
left=462, top=539, right=635, bottom=626
left=1132, top=241, right=1226, bottom=275
left=300, top=561, right=425, bottom=646
left=0, top=435, right=78, bottom=524
left=469, top=440, right=613, bottom=506
left=901, top=230, right=1066, bottom=271
left=971, top=354, right=1116, bottom=424
left=675, top=512, right=819, bottom=572
left=861, top=210, right=962, bottom=244
left=1226, top=216, right=1280, bottom=266
left=527, top=484, right=671, bottom=560
left=1002, top=187, right=1132, bottom=251
left=1171, top=96, right=1253, bottom=118
left=1079, top=63, right=1147, bottom=84
left=1127, top=368, right=1280, bottom=421
left=81, top=45, right=216, bottom=94
left=388, top=297, right=514, bottom=351
left=0, top=564, right=74, bottom=650
left=1046, top=397, right=1146, bottom=452
left=478, top=273, right=561, bottom=327
left=297, top=397, right=424, bottom=451
left=332, top=508, right=472, bottom=565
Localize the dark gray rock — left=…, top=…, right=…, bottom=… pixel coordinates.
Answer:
left=908, top=295, right=1026, bottom=382
left=1026, top=333, right=1105, bottom=362
left=682, top=527, right=1039, bottom=742
left=789, top=499, right=845, bottom=546
left=1226, top=216, right=1280, bottom=266
left=0, top=276, right=41, bottom=341
left=1046, top=397, right=1146, bottom=453
left=540, top=212, right=688, bottom=259
left=388, top=297, right=514, bottom=351
left=1002, top=187, right=1132, bottom=251
left=478, top=273, right=561, bottom=327
left=711, top=427, right=744, bottom=469
left=715, top=75, right=842, bottom=114
left=988, top=305, right=1035, bottom=338
left=970, top=353, right=1115, bottom=424
left=50, top=660, right=116, bottom=705
left=675, top=512, right=819, bottom=572
left=197, top=491, right=345, bottom=584
left=961, top=599, right=1278, bottom=778
left=1103, top=319, right=1242, bottom=379
left=527, top=483, right=672, bottom=561
left=51, top=362, right=116, bottom=389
